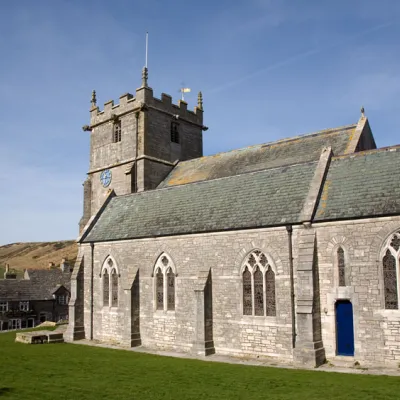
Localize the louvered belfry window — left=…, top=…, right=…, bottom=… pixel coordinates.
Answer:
left=338, top=247, right=346, bottom=287
left=113, top=121, right=122, bottom=142
left=242, top=250, right=276, bottom=317
left=382, top=231, right=400, bottom=309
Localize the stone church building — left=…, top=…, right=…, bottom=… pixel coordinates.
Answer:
left=66, top=68, right=400, bottom=367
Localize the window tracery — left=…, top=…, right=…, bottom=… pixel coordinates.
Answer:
left=101, top=257, right=119, bottom=308
left=242, top=250, right=276, bottom=317
left=154, top=254, right=176, bottom=311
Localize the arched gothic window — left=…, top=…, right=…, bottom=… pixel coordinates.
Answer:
left=154, top=254, right=176, bottom=311
left=103, top=270, right=109, bottom=307
left=101, top=257, right=119, bottom=308
left=337, top=247, right=346, bottom=287
left=242, top=250, right=276, bottom=317
left=382, top=230, right=400, bottom=309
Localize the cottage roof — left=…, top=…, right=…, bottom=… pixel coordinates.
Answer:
left=0, top=269, right=72, bottom=301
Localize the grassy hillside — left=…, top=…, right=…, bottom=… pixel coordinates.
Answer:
left=0, top=241, right=78, bottom=272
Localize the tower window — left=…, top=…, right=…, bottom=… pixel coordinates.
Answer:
left=171, top=122, right=179, bottom=144
left=113, top=121, right=122, bottom=143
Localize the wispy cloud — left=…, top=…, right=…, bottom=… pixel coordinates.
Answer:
left=208, top=21, right=393, bottom=94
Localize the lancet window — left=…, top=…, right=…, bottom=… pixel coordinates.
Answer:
left=102, top=257, right=119, bottom=308
left=113, top=121, right=122, bottom=143
left=382, top=230, right=400, bottom=309
left=242, top=250, right=276, bottom=317
left=337, top=247, right=346, bottom=287
left=154, top=254, right=176, bottom=311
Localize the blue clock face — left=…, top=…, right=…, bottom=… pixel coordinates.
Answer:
left=100, top=169, right=112, bottom=187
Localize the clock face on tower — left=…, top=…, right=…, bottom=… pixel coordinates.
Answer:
left=100, top=169, right=112, bottom=188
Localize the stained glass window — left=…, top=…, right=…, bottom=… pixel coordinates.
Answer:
left=243, top=267, right=252, bottom=315
left=338, top=247, right=346, bottom=287
left=167, top=269, right=175, bottom=311
left=156, top=269, right=164, bottom=310
left=254, top=267, right=264, bottom=316
left=383, top=249, right=398, bottom=309
left=103, top=270, right=109, bottom=307
left=111, top=269, right=118, bottom=307
left=265, top=266, right=276, bottom=316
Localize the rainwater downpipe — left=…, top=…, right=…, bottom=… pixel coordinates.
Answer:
left=286, top=225, right=296, bottom=349
left=90, top=242, right=94, bottom=340
left=135, top=111, right=139, bottom=192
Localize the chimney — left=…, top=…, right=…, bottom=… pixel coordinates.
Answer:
left=48, top=262, right=55, bottom=269
left=60, top=258, right=69, bottom=273
left=4, top=263, right=17, bottom=280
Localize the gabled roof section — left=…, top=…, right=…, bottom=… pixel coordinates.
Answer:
left=315, top=146, right=400, bottom=222
left=83, top=161, right=318, bottom=242
left=159, top=124, right=358, bottom=188
left=0, top=269, right=72, bottom=301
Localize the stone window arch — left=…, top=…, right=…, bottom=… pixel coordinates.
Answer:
left=153, top=253, right=176, bottom=311
left=101, top=256, right=119, bottom=308
left=381, top=230, right=400, bottom=309
left=241, top=249, right=276, bottom=317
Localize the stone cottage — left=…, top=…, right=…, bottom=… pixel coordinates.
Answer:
left=66, top=68, right=400, bottom=367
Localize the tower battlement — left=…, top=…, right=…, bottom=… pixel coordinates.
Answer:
left=89, top=86, right=203, bottom=128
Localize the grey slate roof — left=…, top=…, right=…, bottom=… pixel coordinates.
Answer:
left=83, top=161, right=318, bottom=242
left=158, top=124, right=356, bottom=188
left=315, top=147, right=400, bottom=221
left=0, top=269, right=72, bottom=301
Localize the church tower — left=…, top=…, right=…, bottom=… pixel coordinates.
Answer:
left=79, top=67, right=206, bottom=232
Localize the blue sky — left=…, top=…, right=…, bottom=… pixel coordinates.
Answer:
left=0, top=0, right=399, bottom=245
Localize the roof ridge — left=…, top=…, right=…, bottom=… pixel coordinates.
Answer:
left=176, top=123, right=357, bottom=165
left=114, top=159, right=320, bottom=201
left=332, top=144, right=400, bottom=160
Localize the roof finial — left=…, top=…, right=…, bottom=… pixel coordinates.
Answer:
left=197, top=91, right=203, bottom=110
left=361, top=105, right=365, bottom=118
left=142, top=66, right=148, bottom=87
left=91, top=90, right=97, bottom=108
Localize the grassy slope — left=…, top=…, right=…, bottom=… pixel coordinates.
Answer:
left=0, top=331, right=399, bottom=400
left=0, top=241, right=78, bottom=271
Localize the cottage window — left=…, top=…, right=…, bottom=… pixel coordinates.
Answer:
left=242, top=250, right=276, bottom=317
left=382, top=230, right=400, bottom=309
left=0, top=302, right=8, bottom=312
left=9, top=319, right=21, bottom=330
left=113, top=121, right=122, bottom=142
left=170, top=122, right=179, bottom=143
left=57, top=295, right=68, bottom=305
left=154, top=254, right=176, bottom=311
left=19, top=301, right=29, bottom=311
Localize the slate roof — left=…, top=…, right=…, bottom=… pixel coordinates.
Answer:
left=0, top=269, right=72, bottom=301
left=315, top=146, right=400, bottom=221
left=158, top=124, right=357, bottom=188
left=83, top=161, right=317, bottom=242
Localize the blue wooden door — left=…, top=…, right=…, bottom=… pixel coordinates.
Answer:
left=336, top=301, right=354, bottom=356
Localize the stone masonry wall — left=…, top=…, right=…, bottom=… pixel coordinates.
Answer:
left=314, top=216, right=400, bottom=367
left=80, top=227, right=295, bottom=359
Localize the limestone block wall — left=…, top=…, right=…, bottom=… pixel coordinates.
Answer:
left=315, top=216, right=400, bottom=366
left=80, top=227, right=295, bottom=358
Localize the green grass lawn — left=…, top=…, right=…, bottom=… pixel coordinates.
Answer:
left=0, top=331, right=399, bottom=400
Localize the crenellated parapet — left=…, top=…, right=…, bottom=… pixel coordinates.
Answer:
left=88, top=86, right=204, bottom=129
